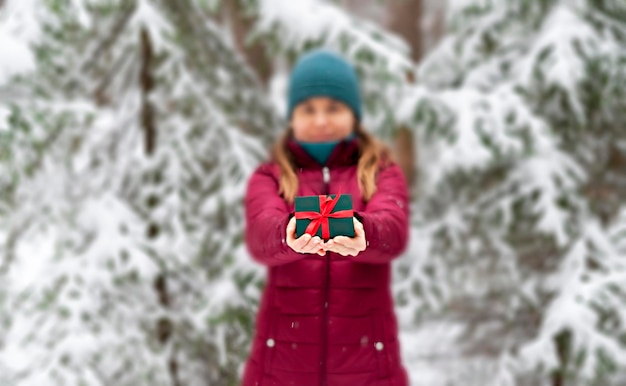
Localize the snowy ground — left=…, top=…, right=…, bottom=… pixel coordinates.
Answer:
left=403, top=324, right=459, bottom=386
left=402, top=322, right=483, bottom=386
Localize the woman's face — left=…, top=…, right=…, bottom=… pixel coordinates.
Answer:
left=291, top=97, right=355, bottom=142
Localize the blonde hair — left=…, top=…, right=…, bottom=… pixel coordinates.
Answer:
left=271, top=124, right=393, bottom=204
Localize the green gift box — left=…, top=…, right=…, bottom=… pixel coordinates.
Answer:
left=294, top=192, right=355, bottom=241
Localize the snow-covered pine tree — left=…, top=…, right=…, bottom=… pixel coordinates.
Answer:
left=393, top=0, right=626, bottom=384
left=0, top=0, right=281, bottom=384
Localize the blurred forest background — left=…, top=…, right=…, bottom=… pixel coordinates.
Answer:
left=1, top=0, right=625, bottom=385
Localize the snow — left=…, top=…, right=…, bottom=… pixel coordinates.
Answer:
left=256, top=0, right=411, bottom=74
left=400, top=322, right=466, bottom=386
left=269, top=70, right=288, bottom=118
left=131, top=0, right=175, bottom=53
left=446, top=0, right=492, bottom=16
left=69, top=0, right=91, bottom=28
left=0, top=6, right=36, bottom=86
left=0, top=33, right=34, bottom=85
left=508, top=146, right=584, bottom=247
left=0, top=105, right=9, bottom=132
left=0, top=0, right=38, bottom=86
left=516, top=5, right=593, bottom=124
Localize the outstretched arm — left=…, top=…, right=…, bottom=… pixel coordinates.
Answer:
left=326, top=163, right=409, bottom=264
left=245, top=164, right=323, bottom=266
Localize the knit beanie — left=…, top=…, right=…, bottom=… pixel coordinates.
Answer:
left=287, top=49, right=362, bottom=121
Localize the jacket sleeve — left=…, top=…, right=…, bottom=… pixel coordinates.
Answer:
left=353, top=163, right=410, bottom=264
left=244, top=163, right=306, bottom=267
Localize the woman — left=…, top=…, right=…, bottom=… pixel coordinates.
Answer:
left=242, top=49, right=410, bottom=386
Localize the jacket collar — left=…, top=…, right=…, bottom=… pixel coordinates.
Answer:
left=286, top=135, right=361, bottom=169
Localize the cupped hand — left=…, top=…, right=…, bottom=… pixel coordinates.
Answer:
left=286, top=216, right=326, bottom=256
left=322, top=217, right=367, bottom=257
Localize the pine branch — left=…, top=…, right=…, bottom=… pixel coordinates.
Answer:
left=155, top=0, right=281, bottom=142
left=80, top=0, right=137, bottom=74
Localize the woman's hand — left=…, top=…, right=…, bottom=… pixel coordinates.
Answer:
left=286, top=216, right=326, bottom=256
left=322, top=218, right=366, bottom=257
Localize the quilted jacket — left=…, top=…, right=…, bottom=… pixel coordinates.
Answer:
left=241, top=135, right=410, bottom=386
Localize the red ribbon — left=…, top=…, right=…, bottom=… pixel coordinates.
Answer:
left=295, top=189, right=353, bottom=240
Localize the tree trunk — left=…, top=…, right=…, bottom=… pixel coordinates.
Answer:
left=223, top=0, right=272, bottom=86
left=140, top=28, right=155, bottom=156
left=140, top=26, right=181, bottom=386
left=387, top=0, right=423, bottom=62
left=551, top=329, right=572, bottom=386
left=386, top=0, right=423, bottom=191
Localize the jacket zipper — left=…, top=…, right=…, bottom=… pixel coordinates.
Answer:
left=321, top=166, right=330, bottom=386
left=322, top=167, right=330, bottom=191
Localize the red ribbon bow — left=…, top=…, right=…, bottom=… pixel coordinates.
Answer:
left=295, top=188, right=354, bottom=240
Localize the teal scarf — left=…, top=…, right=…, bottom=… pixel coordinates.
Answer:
left=296, top=132, right=356, bottom=165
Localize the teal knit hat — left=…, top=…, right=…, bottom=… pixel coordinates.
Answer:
left=287, top=49, right=362, bottom=121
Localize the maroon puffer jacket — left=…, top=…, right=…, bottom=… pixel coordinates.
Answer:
left=242, top=136, right=410, bottom=386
